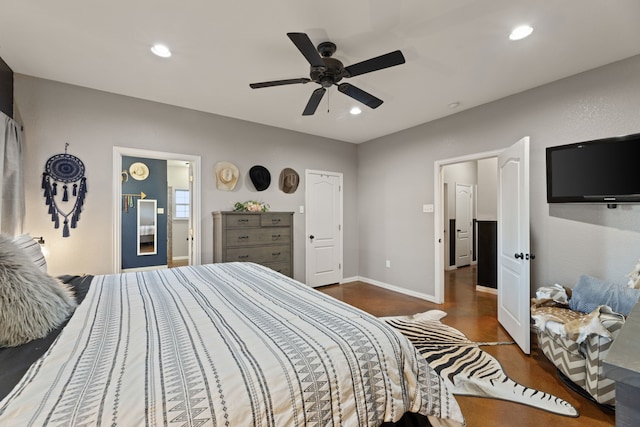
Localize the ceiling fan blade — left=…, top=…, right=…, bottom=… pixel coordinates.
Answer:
left=302, top=88, right=326, bottom=116
left=287, top=32, right=325, bottom=68
left=250, top=78, right=311, bottom=89
left=337, top=83, right=383, bottom=109
left=344, top=50, right=406, bottom=78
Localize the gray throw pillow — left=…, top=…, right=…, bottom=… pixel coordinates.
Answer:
left=569, top=274, right=640, bottom=316
left=0, top=234, right=77, bottom=347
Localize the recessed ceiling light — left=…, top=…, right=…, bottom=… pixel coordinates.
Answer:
left=350, top=106, right=362, bottom=115
left=509, top=25, right=533, bottom=41
left=151, top=44, right=172, bottom=58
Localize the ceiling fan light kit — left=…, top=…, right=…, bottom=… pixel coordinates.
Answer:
left=249, top=32, right=405, bottom=116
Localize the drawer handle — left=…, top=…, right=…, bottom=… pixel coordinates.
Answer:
left=238, top=255, right=250, bottom=259
left=272, top=252, right=281, bottom=256
left=238, top=235, right=249, bottom=240
left=271, top=234, right=281, bottom=240
left=271, top=218, right=281, bottom=223
left=237, top=219, right=249, bottom=223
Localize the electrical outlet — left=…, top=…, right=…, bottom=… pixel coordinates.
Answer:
left=423, top=204, right=434, bottom=213
left=386, top=260, right=391, bottom=268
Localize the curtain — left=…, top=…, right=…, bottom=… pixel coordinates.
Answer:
left=0, top=111, right=24, bottom=235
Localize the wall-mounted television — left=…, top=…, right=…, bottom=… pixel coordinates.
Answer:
left=546, top=132, right=640, bottom=204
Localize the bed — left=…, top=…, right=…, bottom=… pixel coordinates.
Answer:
left=0, top=261, right=464, bottom=426
left=139, top=224, right=156, bottom=244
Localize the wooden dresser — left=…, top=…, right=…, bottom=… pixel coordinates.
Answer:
left=213, top=211, right=293, bottom=277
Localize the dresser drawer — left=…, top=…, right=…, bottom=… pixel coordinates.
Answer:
left=225, top=246, right=291, bottom=263
left=225, top=227, right=291, bottom=246
left=260, top=213, right=292, bottom=227
left=263, top=261, right=291, bottom=277
left=225, top=214, right=261, bottom=228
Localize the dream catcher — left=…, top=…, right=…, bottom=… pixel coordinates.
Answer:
left=41, top=143, right=88, bottom=237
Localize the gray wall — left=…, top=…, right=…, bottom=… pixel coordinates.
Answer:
left=477, top=158, right=498, bottom=221
left=15, top=75, right=358, bottom=280
left=357, top=54, right=640, bottom=297
left=13, top=54, right=640, bottom=296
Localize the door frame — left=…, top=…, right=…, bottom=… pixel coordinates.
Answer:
left=112, top=147, right=202, bottom=273
left=304, top=169, right=343, bottom=286
left=434, top=149, right=502, bottom=303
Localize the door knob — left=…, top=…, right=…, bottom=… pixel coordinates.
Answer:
left=309, top=235, right=315, bottom=240
left=514, top=252, right=524, bottom=259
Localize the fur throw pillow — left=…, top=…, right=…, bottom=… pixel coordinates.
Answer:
left=0, top=234, right=77, bottom=347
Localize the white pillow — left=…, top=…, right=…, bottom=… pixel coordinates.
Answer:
left=12, top=234, right=47, bottom=273
left=627, top=258, right=640, bottom=289
left=0, top=234, right=76, bottom=347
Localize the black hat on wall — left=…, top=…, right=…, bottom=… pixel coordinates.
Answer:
left=249, top=165, right=271, bottom=191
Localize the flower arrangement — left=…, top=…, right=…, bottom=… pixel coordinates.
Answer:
left=233, top=200, right=270, bottom=212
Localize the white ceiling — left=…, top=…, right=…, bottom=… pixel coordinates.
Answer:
left=2, top=1, right=640, bottom=144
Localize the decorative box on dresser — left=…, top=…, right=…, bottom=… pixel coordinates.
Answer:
left=213, top=211, right=294, bottom=278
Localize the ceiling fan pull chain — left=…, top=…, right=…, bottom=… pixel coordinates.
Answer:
left=327, top=89, right=330, bottom=113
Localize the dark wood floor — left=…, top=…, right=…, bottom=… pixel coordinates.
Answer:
left=318, top=265, right=615, bottom=427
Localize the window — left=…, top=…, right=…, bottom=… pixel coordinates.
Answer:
left=174, top=189, right=190, bottom=219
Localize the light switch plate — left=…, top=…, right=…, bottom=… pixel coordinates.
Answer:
left=423, top=204, right=434, bottom=213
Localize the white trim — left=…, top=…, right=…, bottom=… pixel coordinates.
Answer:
left=172, top=256, right=189, bottom=261
left=434, top=148, right=502, bottom=304
left=476, top=285, right=498, bottom=295
left=340, top=276, right=359, bottom=284
left=358, top=276, right=440, bottom=303
left=122, top=265, right=168, bottom=273
left=113, top=147, right=202, bottom=273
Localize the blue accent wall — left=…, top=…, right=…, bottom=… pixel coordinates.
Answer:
left=121, top=156, right=167, bottom=269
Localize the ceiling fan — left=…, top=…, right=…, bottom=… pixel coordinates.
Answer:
left=249, top=32, right=406, bottom=116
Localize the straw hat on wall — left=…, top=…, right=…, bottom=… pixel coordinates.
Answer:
left=129, top=162, right=149, bottom=181
left=215, top=161, right=239, bottom=191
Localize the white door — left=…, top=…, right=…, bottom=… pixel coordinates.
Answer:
left=455, top=183, right=472, bottom=267
left=187, top=162, right=194, bottom=265
left=305, top=170, right=343, bottom=287
left=498, top=136, right=531, bottom=354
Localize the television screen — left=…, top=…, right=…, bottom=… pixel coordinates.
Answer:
left=546, top=132, right=640, bottom=203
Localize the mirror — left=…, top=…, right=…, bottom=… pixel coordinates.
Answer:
left=137, top=199, right=157, bottom=256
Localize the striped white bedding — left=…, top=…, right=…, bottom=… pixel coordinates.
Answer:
left=0, top=262, right=463, bottom=426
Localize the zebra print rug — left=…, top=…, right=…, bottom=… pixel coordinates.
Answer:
left=383, top=310, right=579, bottom=417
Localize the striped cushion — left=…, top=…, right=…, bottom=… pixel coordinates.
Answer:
left=12, top=234, right=47, bottom=273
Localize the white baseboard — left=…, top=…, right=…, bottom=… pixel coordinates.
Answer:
left=122, top=265, right=168, bottom=273
left=356, top=276, right=440, bottom=303
left=340, top=276, right=359, bottom=284
left=172, top=256, right=189, bottom=261
left=476, top=285, right=497, bottom=295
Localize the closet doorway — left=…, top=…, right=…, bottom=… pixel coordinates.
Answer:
left=112, top=147, right=201, bottom=273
